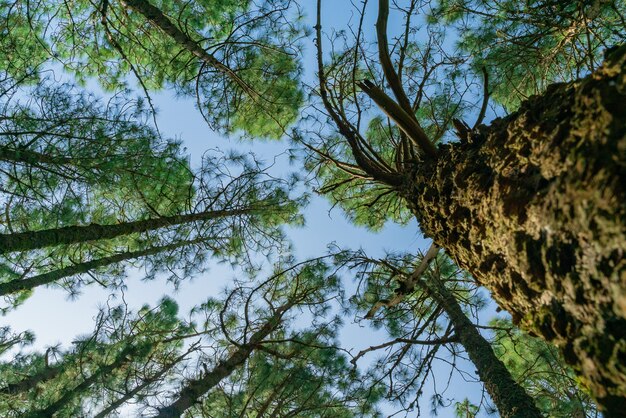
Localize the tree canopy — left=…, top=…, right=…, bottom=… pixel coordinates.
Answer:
left=0, top=0, right=623, bottom=416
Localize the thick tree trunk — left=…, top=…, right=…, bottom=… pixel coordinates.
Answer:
left=408, top=46, right=626, bottom=412
left=421, top=273, right=541, bottom=418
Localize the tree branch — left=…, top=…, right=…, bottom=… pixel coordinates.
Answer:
left=366, top=243, right=440, bottom=318
left=358, top=80, right=438, bottom=158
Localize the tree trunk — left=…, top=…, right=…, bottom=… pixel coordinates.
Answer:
left=421, top=274, right=542, bottom=417
left=0, top=146, right=72, bottom=166
left=0, top=237, right=207, bottom=296
left=25, top=344, right=141, bottom=418
left=0, top=207, right=254, bottom=254
left=407, top=45, right=626, bottom=412
left=155, top=303, right=291, bottom=418
left=119, top=0, right=247, bottom=90
left=0, top=364, right=62, bottom=395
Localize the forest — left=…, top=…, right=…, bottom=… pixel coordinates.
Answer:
left=0, top=0, right=624, bottom=416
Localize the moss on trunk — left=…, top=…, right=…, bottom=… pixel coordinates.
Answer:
left=408, top=46, right=626, bottom=412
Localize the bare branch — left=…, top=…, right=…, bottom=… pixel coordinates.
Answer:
left=472, top=66, right=489, bottom=130
left=358, top=80, right=438, bottom=158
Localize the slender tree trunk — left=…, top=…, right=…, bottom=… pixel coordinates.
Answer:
left=25, top=344, right=140, bottom=418
left=155, top=303, right=292, bottom=418
left=407, top=45, right=626, bottom=412
left=0, top=207, right=255, bottom=254
left=253, top=376, right=290, bottom=417
left=0, top=237, right=207, bottom=296
left=118, top=0, right=249, bottom=92
left=421, top=274, right=542, bottom=418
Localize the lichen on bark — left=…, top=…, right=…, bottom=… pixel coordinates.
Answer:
left=407, top=45, right=626, bottom=412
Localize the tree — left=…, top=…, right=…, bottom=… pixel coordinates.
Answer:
left=1, top=0, right=303, bottom=139
left=0, top=258, right=376, bottom=417
left=0, top=0, right=306, bottom=311
left=433, top=0, right=626, bottom=110
left=0, top=297, right=198, bottom=417
left=3, top=0, right=625, bottom=415
left=0, top=109, right=301, bottom=309
left=191, top=339, right=377, bottom=418
left=154, top=257, right=373, bottom=417
left=0, top=79, right=192, bottom=220
left=308, top=0, right=625, bottom=411
left=346, top=248, right=540, bottom=417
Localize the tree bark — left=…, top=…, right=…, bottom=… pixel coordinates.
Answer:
left=0, top=207, right=255, bottom=254
left=407, top=45, right=626, bottom=412
left=0, top=146, right=72, bottom=166
left=0, top=364, right=62, bottom=396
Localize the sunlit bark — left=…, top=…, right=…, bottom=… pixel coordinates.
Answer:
left=407, top=46, right=626, bottom=412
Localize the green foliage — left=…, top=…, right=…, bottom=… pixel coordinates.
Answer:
left=341, top=250, right=486, bottom=415
left=0, top=103, right=302, bottom=308
left=181, top=257, right=383, bottom=417
left=454, top=398, right=479, bottom=418
left=2, top=0, right=620, bottom=416
left=432, top=0, right=626, bottom=109
left=0, top=1, right=49, bottom=81
left=303, top=28, right=469, bottom=231
left=0, top=79, right=194, bottom=228
left=491, top=317, right=598, bottom=417
left=304, top=132, right=411, bottom=231
left=0, top=255, right=383, bottom=416
left=3, top=0, right=303, bottom=138
left=0, top=297, right=194, bottom=417
left=192, top=332, right=381, bottom=417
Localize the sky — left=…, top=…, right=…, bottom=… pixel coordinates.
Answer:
left=1, top=1, right=505, bottom=416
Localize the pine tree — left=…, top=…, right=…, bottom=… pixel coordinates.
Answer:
left=0, top=258, right=380, bottom=417
left=0, top=147, right=300, bottom=309
left=2, top=0, right=625, bottom=415
left=0, top=0, right=303, bottom=139
left=346, top=249, right=541, bottom=417
left=309, top=0, right=625, bottom=411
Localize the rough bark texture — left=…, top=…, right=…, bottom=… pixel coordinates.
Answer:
left=422, top=275, right=542, bottom=418
left=408, top=46, right=626, bottom=412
